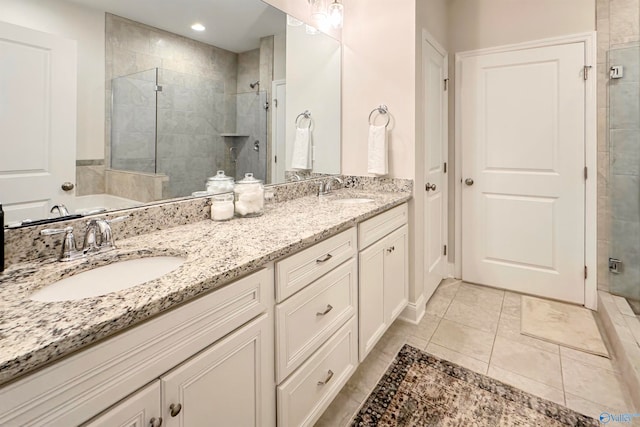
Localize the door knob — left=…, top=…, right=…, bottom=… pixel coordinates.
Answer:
left=425, top=183, right=436, bottom=191
left=465, top=178, right=474, bottom=186
left=61, top=182, right=75, bottom=191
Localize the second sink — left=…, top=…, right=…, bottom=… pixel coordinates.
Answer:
left=31, top=256, right=186, bottom=302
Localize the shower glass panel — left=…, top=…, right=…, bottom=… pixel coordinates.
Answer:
left=110, top=68, right=268, bottom=199
left=609, top=45, right=640, bottom=300
left=110, top=69, right=157, bottom=173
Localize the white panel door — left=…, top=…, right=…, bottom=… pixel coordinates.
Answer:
left=461, top=42, right=585, bottom=303
left=0, top=22, right=77, bottom=223
left=271, top=80, right=286, bottom=183
left=423, top=37, right=448, bottom=301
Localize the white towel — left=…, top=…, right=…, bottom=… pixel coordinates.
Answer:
left=367, top=125, right=388, bottom=175
left=291, top=127, right=312, bottom=170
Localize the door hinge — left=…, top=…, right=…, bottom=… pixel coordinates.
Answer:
left=444, top=78, right=449, bottom=91
left=274, top=99, right=278, bottom=108
left=584, top=166, right=588, bottom=180
left=444, top=162, right=447, bottom=173
left=584, top=266, right=588, bottom=279
left=274, top=155, right=277, bottom=163
left=154, top=85, right=163, bottom=92
left=443, top=245, right=447, bottom=256
left=583, top=65, right=592, bottom=81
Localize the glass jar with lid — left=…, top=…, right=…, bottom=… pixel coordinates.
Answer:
left=234, top=173, right=264, bottom=217
left=206, top=170, right=234, bottom=194
left=211, top=193, right=234, bottom=221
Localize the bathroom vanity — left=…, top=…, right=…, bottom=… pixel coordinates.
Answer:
left=0, top=188, right=410, bottom=426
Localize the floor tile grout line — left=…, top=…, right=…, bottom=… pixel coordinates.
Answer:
left=487, top=292, right=506, bottom=375
left=558, top=341, right=567, bottom=406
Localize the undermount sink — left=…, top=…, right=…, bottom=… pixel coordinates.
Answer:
left=331, top=198, right=375, bottom=204
left=31, top=256, right=186, bottom=302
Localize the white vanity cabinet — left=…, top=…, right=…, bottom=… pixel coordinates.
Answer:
left=274, top=227, right=359, bottom=427
left=85, top=313, right=273, bottom=427
left=358, top=204, right=409, bottom=361
left=1, top=268, right=275, bottom=427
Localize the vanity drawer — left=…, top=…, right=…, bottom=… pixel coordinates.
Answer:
left=276, top=258, right=357, bottom=382
left=358, top=203, right=408, bottom=250
left=276, top=227, right=357, bottom=302
left=277, top=317, right=358, bottom=427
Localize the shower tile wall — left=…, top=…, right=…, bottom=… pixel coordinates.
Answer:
left=156, top=69, right=231, bottom=198
left=610, top=46, right=640, bottom=298
left=105, top=14, right=238, bottom=199
left=234, top=91, right=268, bottom=181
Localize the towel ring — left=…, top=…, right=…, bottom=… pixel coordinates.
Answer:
left=368, top=105, right=390, bottom=127
left=295, top=110, right=312, bottom=129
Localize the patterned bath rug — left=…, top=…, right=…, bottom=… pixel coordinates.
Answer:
left=351, top=345, right=599, bottom=426
left=521, top=296, right=609, bottom=358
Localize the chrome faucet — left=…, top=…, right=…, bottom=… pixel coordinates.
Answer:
left=83, top=216, right=129, bottom=254
left=318, top=177, right=344, bottom=196
left=40, top=215, right=129, bottom=261
left=50, top=204, right=70, bottom=217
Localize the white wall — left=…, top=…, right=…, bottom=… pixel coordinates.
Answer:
left=264, top=0, right=342, bottom=41
left=449, top=0, right=595, bottom=52
left=285, top=24, right=341, bottom=174
left=0, top=0, right=105, bottom=161
left=341, top=0, right=416, bottom=179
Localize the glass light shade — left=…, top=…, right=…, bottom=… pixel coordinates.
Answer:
left=328, top=1, right=343, bottom=29
left=309, top=0, right=328, bottom=27
left=287, top=15, right=303, bottom=26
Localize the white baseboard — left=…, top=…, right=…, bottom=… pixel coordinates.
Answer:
left=399, top=294, right=426, bottom=325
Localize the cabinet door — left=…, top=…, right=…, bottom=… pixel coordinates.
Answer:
left=358, top=239, right=386, bottom=361
left=82, top=381, right=161, bottom=427
left=384, top=225, right=409, bottom=324
left=161, top=313, right=275, bottom=427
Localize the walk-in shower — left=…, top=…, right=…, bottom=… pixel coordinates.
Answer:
left=110, top=67, right=268, bottom=200
left=608, top=45, right=640, bottom=310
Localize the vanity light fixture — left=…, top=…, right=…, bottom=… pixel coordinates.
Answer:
left=328, top=0, right=343, bottom=29
left=308, top=0, right=328, bottom=27
left=190, top=23, right=206, bottom=32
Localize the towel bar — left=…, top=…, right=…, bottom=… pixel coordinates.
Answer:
left=368, top=105, right=390, bottom=127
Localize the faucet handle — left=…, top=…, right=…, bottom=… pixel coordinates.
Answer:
left=101, top=215, right=130, bottom=250
left=41, top=226, right=85, bottom=262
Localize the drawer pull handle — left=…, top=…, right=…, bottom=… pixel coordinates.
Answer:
left=316, top=304, right=333, bottom=316
left=316, top=254, right=333, bottom=263
left=149, top=417, right=163, bottom=427
left=317, top=370, right=334, bottom=386
left=386, top=246, right=395, bottom=253
left=169, top=403, right=182, bottom=417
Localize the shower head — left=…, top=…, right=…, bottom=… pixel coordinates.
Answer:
left=249, top=80, right=260, bottom=89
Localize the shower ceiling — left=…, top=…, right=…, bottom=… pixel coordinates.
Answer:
left=64, top=0, right=285, bottom=53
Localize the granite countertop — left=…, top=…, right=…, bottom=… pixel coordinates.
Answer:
left=0, top=189, right=410, bottom=385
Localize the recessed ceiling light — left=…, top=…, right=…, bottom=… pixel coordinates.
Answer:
left=191, top=23, right=206, bottom=32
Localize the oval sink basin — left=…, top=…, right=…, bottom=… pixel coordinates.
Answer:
left=31, top=256, right=186, bottom=302
left=332, top=198, right=375, bottom=204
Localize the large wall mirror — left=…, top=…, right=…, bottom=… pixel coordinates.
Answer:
left=0, top=0, right=341, bottom=226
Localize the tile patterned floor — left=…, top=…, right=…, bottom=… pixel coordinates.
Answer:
left=315, top=279, right=636, bottom=426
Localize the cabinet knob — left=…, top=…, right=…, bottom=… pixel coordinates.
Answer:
left=149, top=417, right=163, bottom=427
left=169, top=403, right=182, bottom=417
left=386, top=246, right=395, bottom=253
left=317, top=369, right=334, bottom=386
